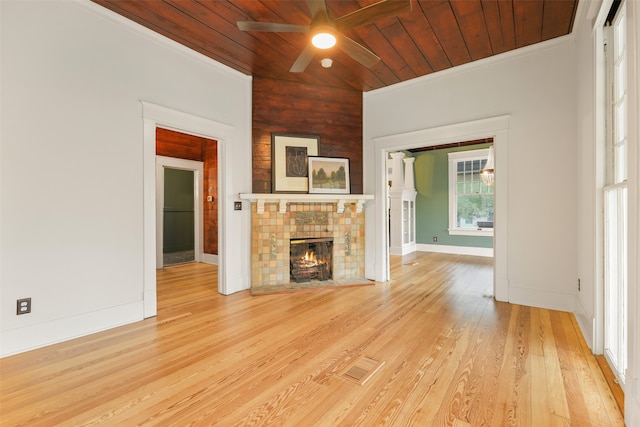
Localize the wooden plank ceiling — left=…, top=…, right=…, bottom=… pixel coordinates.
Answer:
left=92, top=0, right=578, bottom=92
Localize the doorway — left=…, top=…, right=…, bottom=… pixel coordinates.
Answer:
left=155, top=156, right=204, bottom=268
left=142, top=101, right=233, bottom=318
left=369, top=115, right=509, bottom=301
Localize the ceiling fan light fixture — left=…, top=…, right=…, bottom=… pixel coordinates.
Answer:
left=237, top=0, right=413, bottom=73
left=311, top=27, right=336, bottom=49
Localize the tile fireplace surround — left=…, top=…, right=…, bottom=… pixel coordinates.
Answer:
left=241, top=194, right=373, bottom=293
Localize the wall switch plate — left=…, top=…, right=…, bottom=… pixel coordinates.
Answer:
left=17, top=298, right=31, bottom=315
left=234, top=201, right=242, bottom=210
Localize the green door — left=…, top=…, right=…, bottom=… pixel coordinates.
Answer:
left=163, top=168, right=195, bottom=264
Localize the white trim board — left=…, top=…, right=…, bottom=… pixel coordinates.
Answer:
left=155, top=156, right=204, bottom=268
left=508, top=285, right=577, bottom=314
left=415, top=244, right=493, bottom=258
left=0, top=302, right=142, bottom=357
left=202, top=254, right=218, bottom=265
left=390, top=243, right=417, bottom=256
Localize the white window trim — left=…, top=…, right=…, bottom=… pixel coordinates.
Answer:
left=612, top=3, right=628, bottom=185
left=602, top=0, right=628, bottom=388
left=447, top=148, right=494, bottom=237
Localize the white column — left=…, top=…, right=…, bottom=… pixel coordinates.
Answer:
left=389, top=153, right=416, bottom=256
left=403, top=157, right=415, bottom=190
left=389, top=152, right=405, bottom=190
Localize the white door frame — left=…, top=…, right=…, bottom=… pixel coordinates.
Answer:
left=155, top=156, right=204, bottom=268
left=142, top=101, right=234, bottom=317
left=369, top=115, right=510, bottom=301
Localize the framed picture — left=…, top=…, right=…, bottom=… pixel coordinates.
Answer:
left=308, top=156, right=350, bottom=194
left=271, top=133, right=320, bottom=193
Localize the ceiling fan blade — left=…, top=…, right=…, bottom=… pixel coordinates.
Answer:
left=237, top=21, right=309, bottom=33
left=334, top=0, right=412, bottom=30
left=337, top=35, right=380, bottom=68
left=290, top=45, right=316, bottom=72
left=306, top=0, right=327, bottom=18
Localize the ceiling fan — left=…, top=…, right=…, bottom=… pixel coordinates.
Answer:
left=237, top=0, right=412, bottom=73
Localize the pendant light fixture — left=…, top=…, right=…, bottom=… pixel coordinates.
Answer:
left=480, top=146, right=495, bottom=186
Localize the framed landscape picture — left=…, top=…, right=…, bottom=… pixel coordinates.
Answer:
left=308, top=156, right=350, bottom=194
left=271, top=133, right=320, bottom=193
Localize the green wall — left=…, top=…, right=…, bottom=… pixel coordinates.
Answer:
left=412, top=144, right=493, bottom=249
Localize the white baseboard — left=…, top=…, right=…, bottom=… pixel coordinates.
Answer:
left=389, top=243, right=416, bottom=256
left=202, top=253, right=218, bottom=265
left=144, top=288, right=157, bottom=318
left=573, top=297, right=595, bottom=351
left=416, top=243, right=493, bottom=257
left=0, top=302, right=143, bottom=358
left=508, top=285, right=577, bottom=313
left=494, top=277, right=509, bottom=302
left=573, top=312, right=595, bottom=351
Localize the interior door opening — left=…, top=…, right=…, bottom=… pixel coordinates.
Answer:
left=371, top=116, right=509, bottom=301
left=155, top=156, right=204, bottom=269
left=385, top=143, right=495, bottom=284
left=143, top=101, right=229, bottom=317
left=155, top=127, right=219, bottom=269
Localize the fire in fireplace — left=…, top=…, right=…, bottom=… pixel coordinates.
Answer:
left=290, top=238, right=333, bottom=283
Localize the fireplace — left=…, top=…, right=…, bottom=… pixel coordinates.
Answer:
left=243, top=199, right=369, bottom=292
left=290, top=238, right=333, bottom=282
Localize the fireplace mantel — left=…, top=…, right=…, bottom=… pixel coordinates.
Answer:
left=239, top=193, right=374, bottom=214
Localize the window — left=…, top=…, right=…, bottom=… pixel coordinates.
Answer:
left=602, top=0, right=627, bottom=386
left=611, top=1, right=628, bottom=185
left=447, top=148, right=494, bottom=237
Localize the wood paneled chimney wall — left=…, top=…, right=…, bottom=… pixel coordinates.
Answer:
left=252, top=77, right=363, bottom=194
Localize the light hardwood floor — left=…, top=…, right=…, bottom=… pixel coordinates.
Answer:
left=0, top=252, right=624, bottom=426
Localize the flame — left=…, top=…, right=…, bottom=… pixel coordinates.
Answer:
left=304, top=251, right=317, bottom=262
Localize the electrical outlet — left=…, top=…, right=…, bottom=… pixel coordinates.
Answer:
left=17, top=298, right=31, bottom=315
left=433, top=236, right=438, bottom=242
left=234, top=201, right=242, bottom=211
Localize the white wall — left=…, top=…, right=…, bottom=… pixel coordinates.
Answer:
left=0, top=1, right=253, bottom=357
left=364, top=38, right=578, bottom=312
